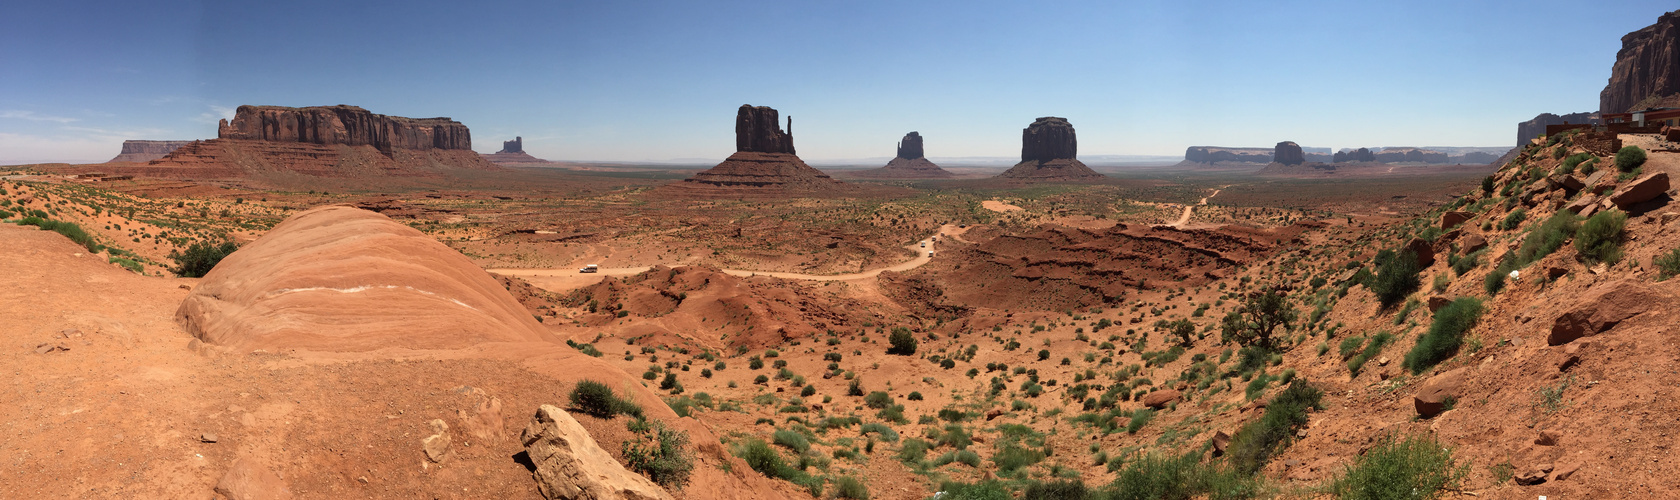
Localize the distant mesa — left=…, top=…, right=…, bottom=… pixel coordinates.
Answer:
left=1517, top=112, right=1598, bottom=147
left=997, top=117, right=1103, bottom=181
left=482, top=136, right=553, bottom=166
left=1332, top=147, right=1376, bottom=163
left=668, top=104, right=848, bottom=194
left=1601, top=9, right=1680, bottom=114
left=850, top=131, right=954, bottom=179
left=1183, top=146, right=1273, bottom=164
left=109, top=140, right=193, bottom=163
left=1272, top=141, right=1305, bottom=165
left=148, top=104, right=499, bottom=181
left=1372, top=147, right=1447, bottom=164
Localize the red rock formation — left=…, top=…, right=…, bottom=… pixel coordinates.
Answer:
left=1184, top=147, right=1272, bottom=163
left=735, top=105, right=795, bottom=154
left=1518, top=112, right=1598, bottom=147
left=852, top=132, right=954, bottom=179
left=1272, top=141, right=1305, bottom=165
left=668, top=105, right=846, bottom=195
left=1332, top=148, right=1376, bottom=163
left=998, top=117, right=1102, bottom=180
left=145, top=138, right=500, bottom=181
left=1601, top=10, right=1680, bottom=114
left=483, top=136, right=553, bottom=166
left=500, top=136, right=523, bottom=154
left=218, top=104, right=472, bottom=152
left=897, top=131, right=925, bottom=159
left=1373, top=147, right=1449, bottom=164
left=108, top=140, right=193, bottom=163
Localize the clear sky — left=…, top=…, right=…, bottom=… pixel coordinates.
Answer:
left=0, top=0, right=1673, bottom=163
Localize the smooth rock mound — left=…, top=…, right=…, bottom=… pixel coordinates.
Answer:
left=176, top=206, right=549, bottom=352
left=521, top=404, right=673, bottom=500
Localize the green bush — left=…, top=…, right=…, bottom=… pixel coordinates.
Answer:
left=1109, top=450, right=1257, bottom=500
left=932, top=449, right=983, bottom=467
left=1560, top=152, right=1594, bottom=174
left=1498, top=208, right=1526, bottom=231
left=1575, top=209, right=1627, bottom=264
left=936, top=481, right=1013, bottom=500
left=861, top=422, right=898, bottom=442
left=621, top=420, right=694, bottom=489
left=887, top=327, right=917, bottom=355
left=992, top=443, right=1045, bottom=474
left=1330, top=433, right=1467, bottom=500
left=1023, top=479, right=1092, bottom=500
left=898, top=438, right=931, bottom=463
left=734, top=438, right=802, bottom=481
left=18, top=217, right=102, bottom=253
left=1370, top=250, right=1422, bottom=309
left=833, top=475, right=869, bottom=499
left=1581, top=157, right=1599, bottom=175
left=170, top=241, right=238, bottom=277
left=109, top=256, right=143, bottom=273
left=1449, top=249, right=1483, bottom=276
left=1514, top=211, right=1580, bottom=267
left=772, top=428, right=810, bottom=453
left=1656, top=248, right=1680, bottom=281
left=568, top=380, right=642, bottom=419
left=864, top=391, right=892, bottom=409
left=1228, top=379, right=1323, bottom=474
left=1615, top=145, right=1647, bottom=172
left=1126, top=408, right=1154, bottom=434
left=1402, top=298, right=1484, bottom=375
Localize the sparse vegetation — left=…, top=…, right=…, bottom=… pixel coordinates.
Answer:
left=170, top=240, right=239, bottom=277
left=1370, top=249, right=1422, bottom=308
left=621, top=419, right=694, bottom=489
left=887, top=327, right=918, bottom=355
left=1402, top=297, right=1484, bottom=375
left=1615, top=145, right=1647, bottom=172
left=569, top=380, right=643, bottom=419
left=1330, top=433, right=1467, bottom=500
left=1219, top=285, right=1295, bottom=350
left=1575, top=209, right=1628, bottom=264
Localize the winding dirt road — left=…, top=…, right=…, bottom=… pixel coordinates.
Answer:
left=1168, top=188, right=1221, bottom=227
left=490, top=224, right=969, bottom=289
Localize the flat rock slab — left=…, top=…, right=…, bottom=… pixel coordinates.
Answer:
left=520, top=404, right=672, bottom=500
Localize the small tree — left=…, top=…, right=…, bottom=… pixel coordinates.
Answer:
left=1167, top=319, right=1196, bottom=347
left=1221, top=285, right=1296, bottom=351
left=1615, top=145, right=1647, bottom=172
left=1370, top=249, right=1422, bottom=309
left=171, top=241, right=239, bottom=278
left=887, top=327, right=917, bottom=355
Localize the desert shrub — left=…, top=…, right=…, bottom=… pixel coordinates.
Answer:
left=18, top=217, right=102, bottom=253
left=1330, top=433, right=1467, bottom=500
left=937, top=480, right=1013, bottom=500
left=992, top=443, right=1045, bottom=474
left=1023, top=479, right=1092, bottom=500
left=1109, top=450, right=1257, bottom=500
left=1347, top=332, right=1394, bottom=377
left=861, top=422, right=899, bottom=442
left=877, top=404, right=907, bottom=424
left=1479, top=176, right=1494, bottom=193
left=772, top=428, right=810, bottom=453
left=1219, top=285, right=1296, bottom=350
left=1656, top=248, right=1680, bottom=281
left=1370, top=249, right=1422, bottom=308
left=887, top=327, right=917, bottom=355
left=1498, top=208, right=1526, bottom=231
left=833, top=475, right=869, bottom=500
left=898, top=438, right=931, bottom=463
left=170, top=241, right=238, bottom=278
left=933, top=449, right=984, bottom=467
left=1449, top=249, right=1482, bottom=276
left=936, top=424, right=973, bottom=450
left=1575, top=209, right=1627, bottom=264
left=864, top=391, right=892, bottom=409
left=109, top=256, right=143, bottom=273
left=1515, top=211, right=1580, bottom=266
left=907, top=391, right=923, bottom=401
left=1228, top=378, right=1323, bottom=474
left=1126, top=408, right=1155, bottom=434
left=569, top=380, right=642, bottom=419
left=1560, top=152, right=1594, bottom=174
left=1402, top=297, right=1484, bottom=375
left=621, top=420, right=694, bottom=489
left=734, top=438, right=803, bottom=483
left=1615, top=145, right=1647, bottom=172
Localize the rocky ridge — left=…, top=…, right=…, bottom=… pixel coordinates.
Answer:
left=108, top=140, right=193, bottom=163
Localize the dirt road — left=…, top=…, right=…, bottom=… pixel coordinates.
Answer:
left=1168, top=188, right=1221, bottom=227
left=491, top=224, right=968, bottom=289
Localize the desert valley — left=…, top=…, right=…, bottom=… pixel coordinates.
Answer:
left=8, top=4, right=1680, bottom=500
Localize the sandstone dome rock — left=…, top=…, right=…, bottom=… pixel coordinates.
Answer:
left=997, top=117, right=1103, bottom=181
left=851, top=131, right=954, bottom=179
left=176, top=205, right=551, bottom=352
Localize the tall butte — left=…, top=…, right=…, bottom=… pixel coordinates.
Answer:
left=996, top=117, right=1103, bottom=181
left=852, top=131, right=954, bottom=178
left=670, top=105, right=846, bottom=194
left=482, top=136, right=553, bottom=166
left=1601, top=9, right=1680, bottom=113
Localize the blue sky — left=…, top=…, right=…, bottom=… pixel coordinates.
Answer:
left=0, top=0, right=1673, bottom=163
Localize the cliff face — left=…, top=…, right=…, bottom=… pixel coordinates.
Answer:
left=109, top=140, right=193, bottom=163
left=1373, top=148, right=1448, bottom=164
left=896, top=132, right=925, bottom=160
left=735, top=105, right=795, bottom=154
left=1517, top=112, right=1597, bottom=147
left=1020, top=117, right=1077, bottom=162
left=218, top=105, right=472, bottom=151
left=1601, top=10, right=1680, bottom=114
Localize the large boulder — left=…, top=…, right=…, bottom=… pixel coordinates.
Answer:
left=1141, top=389, right=1182, bottom=409
left=1440, top=211, right=1473, bottom=230
left=176, top=206, right=550, bottom=352
left=1413, top=367, right=1467, bottom=418
left=520, top=405, right=673, bottom=500
left=1548, top=279, right=1664, bottom=345
left=1405, top=238, right=1436, bottom=268
left=1609, top=172, right=1670, bottom=209
left=1459, top=234, right=1488, bottom=254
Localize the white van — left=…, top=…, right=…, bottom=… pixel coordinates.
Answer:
left=579, top=264, right=599, bottom=273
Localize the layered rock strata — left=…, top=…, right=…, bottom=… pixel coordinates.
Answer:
left=1601, top=10, right=1680, bottom=114
left=109, top=140, right=193, bottom=163
left=218, top=104, right=471, bottom=152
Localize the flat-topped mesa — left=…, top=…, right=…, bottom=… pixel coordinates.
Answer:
left=735, top=105, right=795, bottom=154
left=1332, top=147, right=1376, bottom=163
left=1601, top=9, right=1680, bottom=114
left=500, top=136, right=523, bottom=154
left=998, top=117, right=1103, bottom=180
left=217, top=104, right=472, bottom=152
left=1020, top=117, right=1077, bottom=162
left=109, top=140, right=193, bottom=163
left=897, top=132, right=925, bottom=160
left=1373, top=147, right=1448, bottom=163
left=1272, top=141, right=1306, bottom=165
left=1184, top=147, right=1273, bottom=163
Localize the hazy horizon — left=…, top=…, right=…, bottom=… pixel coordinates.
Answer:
left=2, top=0, right=1671, bottom=164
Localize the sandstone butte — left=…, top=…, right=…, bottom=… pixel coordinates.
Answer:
left=850, top=131, right=955, bottom=179
left=996, top=116, right=1104, bottom=180
left=483, top=136, right=555, bottom=166
left=666, top=104, right=848, bottom=194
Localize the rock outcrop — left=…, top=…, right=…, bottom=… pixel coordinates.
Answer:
left=1332, top=148, right=1376, bottom=163
left=1184, top=147, right=1273, bottom=163
left=521, top=405, right=674, bottom=500
left=218, top=104, right=472, bottom=152
left=1547, top=280, right=1664, bottom=346
left=176, top=206, right=550, bottom=353
left=484, top=136, right=553, bottom=166
left=1452, top=151, right=1499, bottom=164
left=108, top=140, right=193, bottom=163
left=668, top=105, right=846, bottom=194
left=1601, top=10, right=1680, bottom=114
left=852, top=132, right=954, bottom=179
left=998, top=117, right=1102, bottom=180
left=1272, top=141, right=1305, bottom=165
left=1517, top=112, right=1598, bottom=147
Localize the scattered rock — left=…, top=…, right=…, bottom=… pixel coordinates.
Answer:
left=520, top=404, right=673, bottom=500
left=1141, top=390, right=1181, bottom=409
left=457, top=396, right=506, bottom=443
left=34, top=343, right=67, bottom=354
left=1376, top=356, right=1390, bottom=367
left=422, top=419, right=451, bottom=463
left=1413, top=368, right=1467, bottom=418
left=1609, top=172, right=1671, bottom=209
left=1535, top=430, right=1561, bottom=446
left=1404, top=238, right=1435, bottom=268
left=1211, top=431, right=1231, bottom=457
left=1548, top=279, right=1663, bottom=346
left=1516, top=468, right=1549, bottom=485
left=1548, top=174, right=1587, bottom=193
left=201, top=432, right=219, bottom=443
left=1426, top=295, right=1451, bottom=312
left=1553, top=462, right=1582, bottom=481
left=985, top=408, right=1005, bottom=421
left=214, top=457, right=294, bottom=500
left=1459, top=234, right=1488, bottom=254
left=1439, top=211, right=1473, bottom=229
